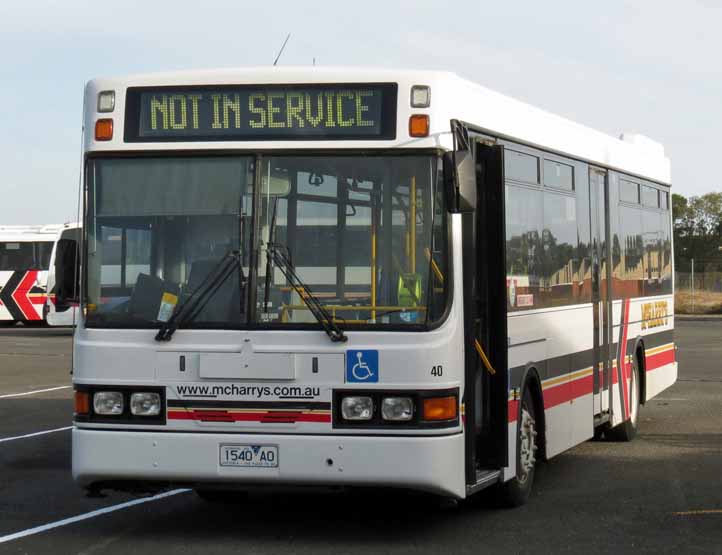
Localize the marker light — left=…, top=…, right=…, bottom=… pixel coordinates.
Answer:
left=74, top=391, right=90, bottom=415
left=410, top=85, right=430, bottom=108
left=97, top=90, right=115, bottom=113
left=381, top=397, right=414, bottom=421
left=95, top=119, right=113, bottom=141
left=409, top=114, right=429, bottom=138
left=422, top=396, right=457, bottom=421
left=93, top=391, right=124, bottom=415
left=130, top=392, right=161, bottom=416
left=341, top=396, right=373, bottom=421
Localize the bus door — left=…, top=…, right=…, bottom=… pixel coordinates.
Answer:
left=463, top=140, right=509, bottom=487
left=589, top=168, right=613, bottom=419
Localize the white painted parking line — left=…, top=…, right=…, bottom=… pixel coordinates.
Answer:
left=0, top=489, right=190, bottom=545
left=0, top=426, right=72, bottom=443
left=0, top=386, right=71, bottom=399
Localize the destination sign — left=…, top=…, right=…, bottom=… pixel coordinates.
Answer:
left=124, top=84, right=397, bottom=142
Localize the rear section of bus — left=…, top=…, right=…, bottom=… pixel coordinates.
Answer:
left=71, top=69, right=471, bottom=498
left=0, top=225, right=60, bottom=325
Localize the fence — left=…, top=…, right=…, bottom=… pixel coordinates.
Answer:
left=675, top=259, right=722, bottom=314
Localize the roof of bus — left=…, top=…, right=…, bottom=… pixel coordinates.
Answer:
left=0, top=225, right=65, bottom=242
left=85, top=67, right=671, bottom=185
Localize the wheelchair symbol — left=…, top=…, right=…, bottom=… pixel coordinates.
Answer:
left=346, top=350, right=378, bottom=383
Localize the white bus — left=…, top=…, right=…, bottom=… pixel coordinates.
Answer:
left=69, top=68, right=676, bottom=505
left=45, top=222, right=81, bottom=326
left=0, top=225, right=63, bottom=325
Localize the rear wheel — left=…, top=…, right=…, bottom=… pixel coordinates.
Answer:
left=494, top=387, right=538, bottom=507
left=607, top=355, right=640, bottom=442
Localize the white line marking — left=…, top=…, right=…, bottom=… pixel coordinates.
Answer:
left=0, top=489, right=189, bottom=544
left=0, top=426, right=72, bottom=443
left=0, top=386, right=71, bottom=399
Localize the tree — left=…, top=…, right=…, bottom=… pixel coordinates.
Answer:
left=673, top=192, right=722, bottom=271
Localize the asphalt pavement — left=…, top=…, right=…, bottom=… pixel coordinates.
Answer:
left=0, top=322, right=720, bottom=554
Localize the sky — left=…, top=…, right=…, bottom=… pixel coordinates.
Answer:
left=0, top=0, right=720, bottom=225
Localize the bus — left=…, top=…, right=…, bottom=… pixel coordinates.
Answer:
left=45, top=222, right=81, bottom=326
left=0, top=225, right=63, bottom=325
left=69, top=68, right=676, bottom=505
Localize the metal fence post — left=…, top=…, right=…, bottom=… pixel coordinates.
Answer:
left=691, top=258, right=695, bottom=314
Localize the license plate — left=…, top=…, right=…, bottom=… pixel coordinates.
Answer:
left=219, top=444, right=279, bottom=468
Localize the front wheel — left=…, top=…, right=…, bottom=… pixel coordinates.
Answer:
left=493, top=387, right=538, bottom=507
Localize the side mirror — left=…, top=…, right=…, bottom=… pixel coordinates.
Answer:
left=55, top=239, right=80, bottom=307
left=443, top=150, right=476, bottom=213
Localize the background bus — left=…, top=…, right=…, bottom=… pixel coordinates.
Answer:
left=45, top=222, right=81, bottom=326
left=0, top=225, right=63, bottom=325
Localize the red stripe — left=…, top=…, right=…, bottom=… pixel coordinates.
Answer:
left=508, top=400, right=519, bottom=423
left=540, top=374, right=594, bottom=410
left=646, top=348, right=675, bottom=371
left=167, top=410, right=331, bottom=424
left=11, top=271, right=41, bottom=321
left=30, top=295, right=47, bottom=305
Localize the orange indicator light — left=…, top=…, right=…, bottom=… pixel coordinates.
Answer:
left=74, top=391, right=90, bottom=415
left=422, top=396, right=457, bottom=421
left=409, top=114, right=430, bottom=137
left=95, top=119, right=113, bottom=141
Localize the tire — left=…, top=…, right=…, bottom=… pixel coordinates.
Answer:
left=194, top=489, right=248, bottom=504
left=493, top=387, right=539, bottom=507
left=607, top=354, right=640, bottom=442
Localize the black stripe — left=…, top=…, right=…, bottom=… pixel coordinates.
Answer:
left=168, top=399, right=330, bottom=411
left=0, top=271, right=26, bottom=321
left=509, top=328, right=674, bottom=388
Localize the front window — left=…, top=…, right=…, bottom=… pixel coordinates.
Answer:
left=84, top=153, right=448, bottom=330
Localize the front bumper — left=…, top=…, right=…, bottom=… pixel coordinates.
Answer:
left=72, top=428, right=466, bottom=498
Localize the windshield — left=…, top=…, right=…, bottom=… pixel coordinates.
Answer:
left=84, top=154, right=448, bottom=330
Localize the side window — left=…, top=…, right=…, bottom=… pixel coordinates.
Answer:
left=641, top=185, right=659, bottom=208
left=620, top=179, right=640, bottom=204
left=505, top=150, right=539, bottom=184
left=619, top=205, right=644, bottom=298
left=543, top=160, right=574, bottom=191
left=505, top=184, right=542, bottom=311
left=660, top=191, right=669, bottom=210
left=538, top=191, right=579, bottom=307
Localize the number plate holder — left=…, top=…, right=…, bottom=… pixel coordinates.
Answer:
left=219, top=444, right=279, bottom=468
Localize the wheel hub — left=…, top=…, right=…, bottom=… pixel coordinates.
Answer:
left=518, top=404, right=537, bottom=484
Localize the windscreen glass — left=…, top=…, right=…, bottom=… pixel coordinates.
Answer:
left=84, top=154, right=448, bottom=330
left=85, top=156, right=253, bottom=328
left=256, top=155, right=447, bottom=327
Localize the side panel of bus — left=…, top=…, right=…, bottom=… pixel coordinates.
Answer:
left=500, top=139, right=675, bottom=463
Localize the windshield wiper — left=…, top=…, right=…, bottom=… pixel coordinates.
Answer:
left=266, top=242, right=347, bottom=343
left=155, top=251, right=243, bottom=342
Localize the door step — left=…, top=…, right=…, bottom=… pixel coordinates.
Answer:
left=466, top=469, right=502, bottom=496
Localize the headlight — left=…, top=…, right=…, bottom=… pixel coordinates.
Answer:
left=130, top=392, right=161, bottom=416
left=381, top=397, right=414, bottom=421
left=340, top=396, right=373, bottom=421
left=93, top=391, right=123, bottom=415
